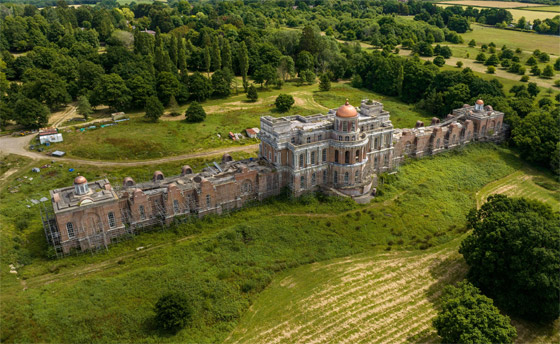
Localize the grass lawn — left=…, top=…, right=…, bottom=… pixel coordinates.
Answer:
left=2, top=144, right=544, bottom=343
left=47, top=82, right=430, bottom=161
left=460, top=24, right=560, bottom=55
left=476, top=167, right=560, bottom=211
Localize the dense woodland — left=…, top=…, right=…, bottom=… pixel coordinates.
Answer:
left=0, top=0, right=558, bottom=173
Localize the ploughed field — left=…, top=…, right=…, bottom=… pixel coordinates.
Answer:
left=3, top=144, right=558, bottom=343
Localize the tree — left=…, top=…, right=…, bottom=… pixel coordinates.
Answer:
left=211, top=69, right=232, bottom=97
left=22, top=69, right=71, bottom=110
left=526, top=56, right=537, bottom=66
left=440, top=46, right=452, bottom=59
left=433, top=56, right=445, bottom=67
left=14, top=97, right=49, bottom=129
left=188, top=72, right=212, bottom=102
left=475, top=52, right=486, bottom=63
left=238, top=42, right=249, bottom=91
left=144, top=96, right=163, bottom=122
left=295, top=51, right=314, bottom=73
left=527, top=82, right=540, bottom=97
left=91, top=73, right=131, bottom=111
left=319, top=73, right=331, bottom=91
left=278, top=56, right=295, bottom=81
left=253, top=64, right=277, bottom=88
left=221, top=39, right=232, bottom=71
left=154, top=292, right=192, bottom=333
left=486, top=65, right=496, bottom=74
left=247, top=84, right=258, bottom=102
left=203, top=46, right=211, bottom=76
left=275, top=94, right=294, bottom=112
left=77, top=95, right=93, bottom=120
left=484, top=54, right=499, bottom=66
left=542, top=65, right=554, bottom=78
left=460, top=195, right=560, bottom=321
left=554, top=58, right=560, bottom=71
left=456, top=61, right=463, bottom=68
left=185, top=101, right=206, bottom=123
left=301, top=69, right=316, bottom=84
left=433, top=281, right=517, bottom=344
left=413, top=42, right=433, bottom=57
left=468, top=39, right=476, bottom=47
left=157, top=72, right=181, bottom=105
left=530, top=65, right=541, bottom=76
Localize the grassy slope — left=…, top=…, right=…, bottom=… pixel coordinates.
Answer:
left=47, top=82, right=428, bottom=161
left=1, top=144, right=533, bottom=343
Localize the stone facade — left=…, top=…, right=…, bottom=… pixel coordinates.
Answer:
left=46, top=99, right=504, bottom=254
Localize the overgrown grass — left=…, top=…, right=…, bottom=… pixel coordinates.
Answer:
left=1, top=144, right=539, bottom=343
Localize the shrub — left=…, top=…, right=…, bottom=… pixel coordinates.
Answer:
left=433, top=56, right=445, bottom=67
left=154, top=292, right=192, bottom=333
left=185, top=101, right=206, bottom=123
left=275, top=94, right=295, bottom=112
left=247, top=84, right=258, bottom=102
left=486, top=66, right=495, bottom=74
left=319, top=73, right=331, bottom=91
left=456, top=61, right=463, bottom=68
left=520, top=75, right=529, bottom=82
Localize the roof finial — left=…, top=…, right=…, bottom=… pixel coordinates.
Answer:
left=345, top=99, right=350, bottom=106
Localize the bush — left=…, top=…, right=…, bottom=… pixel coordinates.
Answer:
left=154, top=292, right=192, bottom=333
left=275, top=94, right=295, bottom=112
left=319, top=73, right=331, bottom=91
left=456, top=61, right=463, bottom=68
left=144, top=96, right=164, bottom=122
left=486, top=66, right=495, bottom=74
left=247, top=84, right=258, bottom=102
left=185, top=101, right=206, bottom=123
left=433, top=281, right=517, bottom=344
left=433, top=56, right=445, bottom=67
left=520, top=75, right=529, bottom=82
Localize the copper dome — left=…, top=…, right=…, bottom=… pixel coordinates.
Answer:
left=74, top=175, right=87, bottom=184
left=336, top=100, right=358, bottom=118
left=476, top=99, right=484, bottom=105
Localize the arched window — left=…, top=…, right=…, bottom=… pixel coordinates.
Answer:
left=361, top=126, right=364, bottom=132
left=343, top=121, right=348, bottom=132
left=355, top=170, right=360, bottom=183
left=311, top=173, right=316, bottom=185
left=108, top=212, right=116, bottom=228
left=323, top=170, right=327, bottom=183
left=322, top=149, right=327, bottom=162
left=291, top=137, right=295, bottom=144
left=338, top=135, right=342, bottom=141
left=206, top=195, right=211, bottom=208
left=352, top=136, right=355, bottom=141
left=299, top=154, right=304, bottom=167
left=344, top=172, right=349, bottom=185
left=300, top=175, right=305, bottom=189
left=139, top=205, right=146, bottom=220
left=311, top=152, right=315, bottom=165
left=345, top=136, right=349, bottom=141
left=307, top=137, right=311, bottom=143
left=384, top=154, right=389, bottom=166
left=374, top=156, right=378, bottom=168
left=355, top=150, right=360, bottom=161
left=66, top=222, right=75, bottom=238
left=318, top=134, right=322, bottom=141
left=173, top=200, right=180, bottom=213
left=374, top=138, right=378, bottom=149
left=345, top=151, right=350, bottom=164
left=351, top=122, right=355, bottom=131
left=333, top=171, right=338, bottom=184
left=452, top=134, right=456, bottom=144
left=335, top=150, right=339, bottom=163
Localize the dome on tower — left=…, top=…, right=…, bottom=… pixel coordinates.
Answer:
left=336, top=100, right=358, bottom=118
left=74, top=175, right=87, bottom=184
left=476, top=99, right=484, bottom=105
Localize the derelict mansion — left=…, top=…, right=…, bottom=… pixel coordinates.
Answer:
left=44, top=99, right=504, bottom=254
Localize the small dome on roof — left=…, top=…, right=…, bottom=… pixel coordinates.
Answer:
left=74, top=175, right=87, bottom=184
left=336, top=100, right=358, bottom=118
left=463, top=104, right=470, bottom=108
left=476, top=99, right=484, bottom=105
left=485, top=105, right=493, bottom=111
left=153, top=171, right=164, bottom=181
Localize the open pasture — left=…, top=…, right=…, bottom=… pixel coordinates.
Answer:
left=438, top=1, right=548, bottom=8
left=524, top=5, right=560, bottom=12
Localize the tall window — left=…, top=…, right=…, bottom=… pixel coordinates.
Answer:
left=384, top=154, right=389, bottom=166
left=300, top=175, right=305, bottom=189
left=318, top=134, right=322, bottom=141
left=355, top=150, right=360, bottom=161
left=291, top=137, right=295, bottom=144
left=206, top=195, right=211, bottom=208
left=307, top=137, right=311, bottom=143
left=311, top=173, right=316, bottom=185
left=66, top=222, right=75, bottom=238
left=323, top=170, right=327, bottom=183
left=436, top=138, right=441, bottom=148
left=338, top=136, right=342, bottom=141
left=299, top=154, right=304, bottom=167
left=334, top=171, right=338, bottom=184
left=345, top=151, right=350, bottom=164
left=311, top=152, right=315, bottom=165
left=345, top=136, right=349, bottom=141
left=335, top=150, right=339, bottom=163
left=322, top=149, right=327, bottom=162
left=351, top=122, right=355, bottom=131
left=452, top=134, right=456, bottom=144
left=355, top=170, right=360, bottom=183
left=108, top=212, right=116, bottom=228
left=374, top=156, right=378, bottom=168
left=139, top=205, right=146, bottom=220
left=344, top=172, right=349, bottom=185
left=343, top=121, right=348, bottom=132
left=374, top=138, right=378, bottom=149
left=352, top=136, right=355, bottom=141
left=173, top=200, right=180, bottom=213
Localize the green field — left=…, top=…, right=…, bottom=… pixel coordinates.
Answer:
left=2, top=144, right=542, bottom=343
left=476, top=168, right=560, bottom=211
left=48, top=82, right=430, bottom=161
left=460, top=24, right=560, bottom=55
left=227, top=236, right=560, bottom=344
left=437, top=3, right=560, bottom=20
left=524, top=5, right=560, bottom=12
